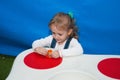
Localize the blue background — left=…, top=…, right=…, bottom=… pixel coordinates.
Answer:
left=0, top=0, right=120, bottom=56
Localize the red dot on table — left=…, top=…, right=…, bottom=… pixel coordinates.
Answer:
left=24, top=52, right=62, bottom=69
left=97, top=58, right=120, bottom=79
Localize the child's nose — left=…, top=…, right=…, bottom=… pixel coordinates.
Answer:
left=54, top=35, right=59, bottom=39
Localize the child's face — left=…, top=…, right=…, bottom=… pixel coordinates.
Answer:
left=50, top=25, right=72, bottom=44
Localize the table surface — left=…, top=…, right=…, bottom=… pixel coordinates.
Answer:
left=6, top=49, right=120, bottom=80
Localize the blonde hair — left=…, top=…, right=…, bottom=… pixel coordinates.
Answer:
left=49, top=12, right=79, bottom=39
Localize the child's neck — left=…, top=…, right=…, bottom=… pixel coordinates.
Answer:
left=58, top=39, right=67, bottom=45
left=58, top=42, right=64, bottom=45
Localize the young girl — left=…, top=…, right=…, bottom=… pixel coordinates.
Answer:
left=32, top=12, right=83, bottom=58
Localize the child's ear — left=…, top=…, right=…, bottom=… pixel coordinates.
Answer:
left=68, top=29, right=73, bottom=35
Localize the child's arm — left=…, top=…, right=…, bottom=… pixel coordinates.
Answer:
left=59, top=38, right=83, bottom=57
left=32, top=35, right=52, bottom=49
left=32, top=35, right=53, bottom=56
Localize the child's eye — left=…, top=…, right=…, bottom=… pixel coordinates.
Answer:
left=58, top=34, right=62, bottom=36
left=52, top=32, right=55, bottom=34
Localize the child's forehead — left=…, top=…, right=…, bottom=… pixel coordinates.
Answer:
left=51, top=24, right=68, bottom=31
left=51, top=25, right=67, bottom=33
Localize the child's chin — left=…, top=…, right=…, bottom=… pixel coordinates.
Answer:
left=57, top=41, right=63, bottom=44
left=57, top=41, right=61, bottom=43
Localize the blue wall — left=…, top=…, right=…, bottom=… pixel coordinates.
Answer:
left=0, top=0, right=120, bottom=56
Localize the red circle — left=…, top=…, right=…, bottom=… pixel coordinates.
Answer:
left=24, top=52, right=62, bottom=69
left=98, top=58, right=120, bottom=79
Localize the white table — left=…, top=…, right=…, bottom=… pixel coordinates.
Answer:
left=6, top=49, right=120, bottom=80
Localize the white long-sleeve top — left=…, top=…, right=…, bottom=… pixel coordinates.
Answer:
left=32, top=35, right=83, bottom=57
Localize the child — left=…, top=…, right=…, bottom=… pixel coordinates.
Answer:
left=32, top=12, right=83, bottom=58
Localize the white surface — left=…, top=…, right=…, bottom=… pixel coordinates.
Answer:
left=49, top=71, right=97, bottom=80
left=6, top=49, right=120, bottom=80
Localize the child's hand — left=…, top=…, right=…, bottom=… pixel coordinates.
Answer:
left=51, top=50, right=60, bottom=58
left=34, top=47, right=48, bottom=56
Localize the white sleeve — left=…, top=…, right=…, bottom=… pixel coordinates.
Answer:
left=32, top=35, right=53, bottom=49
left=59, top=38, right=83, bottom=57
